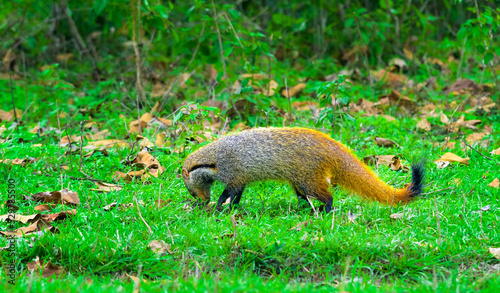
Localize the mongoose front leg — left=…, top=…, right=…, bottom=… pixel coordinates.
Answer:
left=216, top=189, right=230, bottom=207
left=293, top=186, right=309, bottom=209
left=216, top=186, right=245, bottom=210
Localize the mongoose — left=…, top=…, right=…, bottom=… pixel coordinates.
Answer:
left=182, top=127, right=424, bottom=213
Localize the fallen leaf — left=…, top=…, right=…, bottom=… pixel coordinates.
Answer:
left=263, top=80, right=279, bottom=96
left=214, top=233, right=234, bottom=240
left=476, top=205, right=491, bottom=212
left=374, top=137, right=398, bottom=148
left=488, top=178, right=499, bottom=189
left=435, top=152, right=469, bottom=166
left=129, top=120, right=148, bottom=134
left=27, top=256, right=65, bottom=278
left=372, top=69, right=408, bottom=87
left=435, top=161, right=450, bottom=169
left=466, top=133, right=487, bottom=144
left=34, top=204, right=57, bottom=212
left=130, top=150, right=166, bottom=178
left=281, top=83, right=306, bottom=98
left=490, top=147, right=500, bottom=155
left=440, top=113, right=449, bottom=124
left=490, top=247, right=500, bottom=260
left=347, top=210, right=358, bottom=222
left=443, top=78, right=480, bottom=95
left=41, top=210, right=77, bottom=223
left=90, top=129, right=110, bottom=140
left=416, top=118, right=432, bottom=131
left=0, top=220, right=58, bottom=237
left=288, top=220, right=310, bottom=232
left=90, top=182, right=123, bottom=192
left=390, top=213, right=404, bottom=220
left=32, top=189, right=80, bottom=206
left=148, top=240, right=171, bottom=255
left=387, top=156, right=409, bottom=172
left=88, top=139, right=130, bottom=149
left=0, top=213, right=40, bottom=224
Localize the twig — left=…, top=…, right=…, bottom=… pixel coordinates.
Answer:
left=21, top=50, right=28, bottom=123
left=461, top=138, right=496, bottom=161
left=353, top=12, right=374, bottom=101
left=62, top=3, right=87, bottom=53
left=8, top=69, right=19, bottom=134
left=165, top=221, right=175, bottom=245
left=78, top=121, right=85, bottom=171
left=305, top=196, right=317, bottom=216
left=211, top=0, right=242, bottom=121
left=135, top=197, right=152, bottom=234
left=130, top=0, right=146, bottom=103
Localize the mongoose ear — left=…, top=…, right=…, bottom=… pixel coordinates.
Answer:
left=182, top=169, right=189, bottom=178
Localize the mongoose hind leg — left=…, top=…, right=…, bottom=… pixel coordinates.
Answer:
left=296, top=180, right=333, bottom=213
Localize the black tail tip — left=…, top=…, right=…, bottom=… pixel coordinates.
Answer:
left=409, top=160, right=425, bottom=197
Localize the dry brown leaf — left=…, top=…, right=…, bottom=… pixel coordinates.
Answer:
left=56, top=53, right=73, bottom=62
left=151, top=101, right=163, bottom=113
left=281, top=83, right=306, bottom=98
left=27, top=256, right=65, bottom=278
left=372, top=69, right=408, bottom=87
left=435, top=152, right=469, bottom=166
left=443, top=78, right=480, bottom=95
left=263, top=80, right=279, bottom=96
left=466, top=132, right=487, bottom=144
left=387, top=90, right=415, bottom=109
left=416, top=119, right=432, bottom=131
left=34, top=204, right=57, bottom=212
left=380, top=115, right=396, bottom=122
left=140, top=112, right=154, bottom=123
left=388, top=156, right=409, bottom=172
left=440, top=113, right=449, bottom=124
left=129, top=120, right=148, bottom=134
left=491, top=147, right=500, bottom=155
left=240, top=73, right=266, bottom=80
left=390, top=213, right=404, bottom=220
left=489, top=247, right=500, bottom=260
left=435, top=161, right=450, bottom=169
left=32, top=189, right=80, bottom=206
left=90, top=129, right=110, bottom=140
left=374, top=137, right=398, bottom=148
left=113, top=171, right=128, bottom=181
left=88, top=139, right=130, bottom=149
left=91, top=182, right=123, bottom=192
left=488, top=178, right=499, bottom=189
left=131, top=150, right=166, bottom=178
left=0, top=220, right=58, bottom=238
left=291, top=101, right=319, bottom=112
left=0, top=213, right=40, bottom=224
left=156, top=133, right=167, bottom=148
left=214, top=233, right=234, bottom=241
left=41, top=209, right=77, bottom=223
left=148, top=240, right=171, bottom=255
left=288, top=220, right=310, bottom=232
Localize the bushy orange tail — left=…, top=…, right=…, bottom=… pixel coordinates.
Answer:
left=340, top=159, right=425, bottom=205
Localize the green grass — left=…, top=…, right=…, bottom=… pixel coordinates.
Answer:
left=1, top=103, right=499, bottom=292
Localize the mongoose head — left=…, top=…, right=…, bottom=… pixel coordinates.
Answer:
left=182, top=165, right=217, bottom=203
